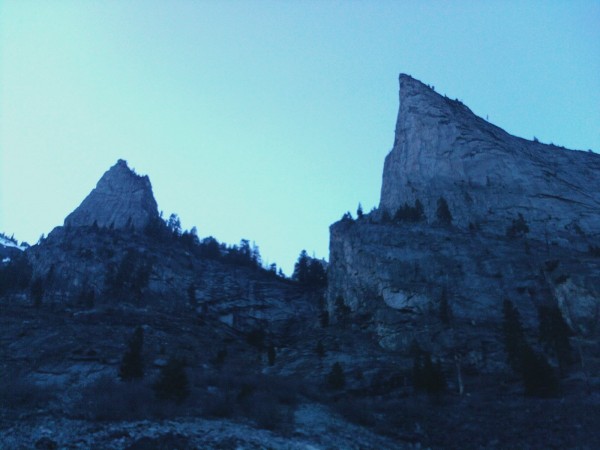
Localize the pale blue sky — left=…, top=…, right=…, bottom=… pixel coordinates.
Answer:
left=1, top=1, right=599, bottom=274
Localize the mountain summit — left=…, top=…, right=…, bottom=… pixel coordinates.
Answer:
left=64, top=159, right=159, bottom=230
left=380, top=74, right=600, bottom=240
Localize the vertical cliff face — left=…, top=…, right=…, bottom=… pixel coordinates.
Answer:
left=380, top=74, right=600, bottom=240
left=64, top=159, right=159, bottom=230
left=329, top=74, right=600, bottom=359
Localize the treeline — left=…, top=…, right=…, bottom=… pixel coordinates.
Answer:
left=341, top=197, right=453, bottom=226
left=147, top=213, right=329, bottom=287
left=145, top=213, right=285, bottom=277
left=292, top=250, right=327, bottom=290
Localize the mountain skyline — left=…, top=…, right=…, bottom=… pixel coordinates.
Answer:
left=1, top=1, right=599, bottom=274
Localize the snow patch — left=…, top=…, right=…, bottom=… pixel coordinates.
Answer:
left=0, top=234, right=27, bottom=251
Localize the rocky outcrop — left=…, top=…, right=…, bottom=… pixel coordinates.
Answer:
left=64, top=159, right=159, bottom=230
left=380, top=74, right=600, bottom=242
left=329, top=74, right=600, bottom=364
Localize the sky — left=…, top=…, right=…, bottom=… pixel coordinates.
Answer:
left=1, top=1, right=599, bottom=275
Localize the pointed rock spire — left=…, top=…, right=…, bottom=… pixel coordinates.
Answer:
left=379, top=74, right=600, bottom=239
left=64, top=159, right=159, bottom=230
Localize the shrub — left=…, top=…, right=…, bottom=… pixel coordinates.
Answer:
left=202, top=391, right=236, bottom=418
left=76, top=376, right=154, bottom=421
left=327, top=362, right=345, bottom=390
left=153, top=357, right=189, bottom=404
left=245, top=329, right=265, bottom=349
left=412, top=352, right=446, bottom=395
left=30, top=277, right=44, bottom=307
left=554, top=274, right=569, bottom=285
left=267, top=345, right=276, bottom=366
left=199, top=373, right=299, bottom=430
left=538, top=305, right=573, bottom=374
left=521, top=346, right=560, bottom=397
left=119, top=326, right=144, bottom=381
left=589, top=245, right=600, bottom=257
left=316, top=340, right=326, bottom=358
left=211, top=348, right=227, bottom=368
left=544, top=260, right=560, bottom=272
left=334, top=397, right=376, bottom=427
left=335, top=295, right=351, bottom=326
left=506, top=213, right=529, bottom=238
left=242, top=392, right=292, bottom=431
left=502, top=299, right=526, bottom=373
left=436, top=197, right=452, bottom=226
left=439, top=288, right=452, bottom=325
left=126, top=433, right=191, bottom=450
left=0, top=373, right=54, bottom=409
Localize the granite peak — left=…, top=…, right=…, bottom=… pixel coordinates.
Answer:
left=380, top=74, right=600, bottom=242
left=64, top=159, right=159, bottom=230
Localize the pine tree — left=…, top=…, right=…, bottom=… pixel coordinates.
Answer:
left=414, top=199, right=425, bottom=222
left=506, top=213, right=529, bottom=238
left=357, top=203, right=364, bottom=219
left=293, top=250, right=310, bottom=284
left=167, top=213, right=182, bottom=236
left=503, top=300, right=560, bottom=397
left=119, top=326, right=144, bottom=381
left=436, top=197, right=453, bottom=225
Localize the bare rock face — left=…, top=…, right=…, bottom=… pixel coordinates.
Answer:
left=381, top=74, right=600, bottom=241
left=328, top=75, right=600, bottom=367
left=64, top=159, right=158, bottom=230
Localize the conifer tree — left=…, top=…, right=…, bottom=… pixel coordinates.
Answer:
left=502, top=299, right=560, bottom=397
left=538, top=305, right=573, bottom=374
left=119, top=326, right=144, bottom=381
left=436, top=197, right=452, bottom=225
left=502, top=299, right=526, bottom=373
